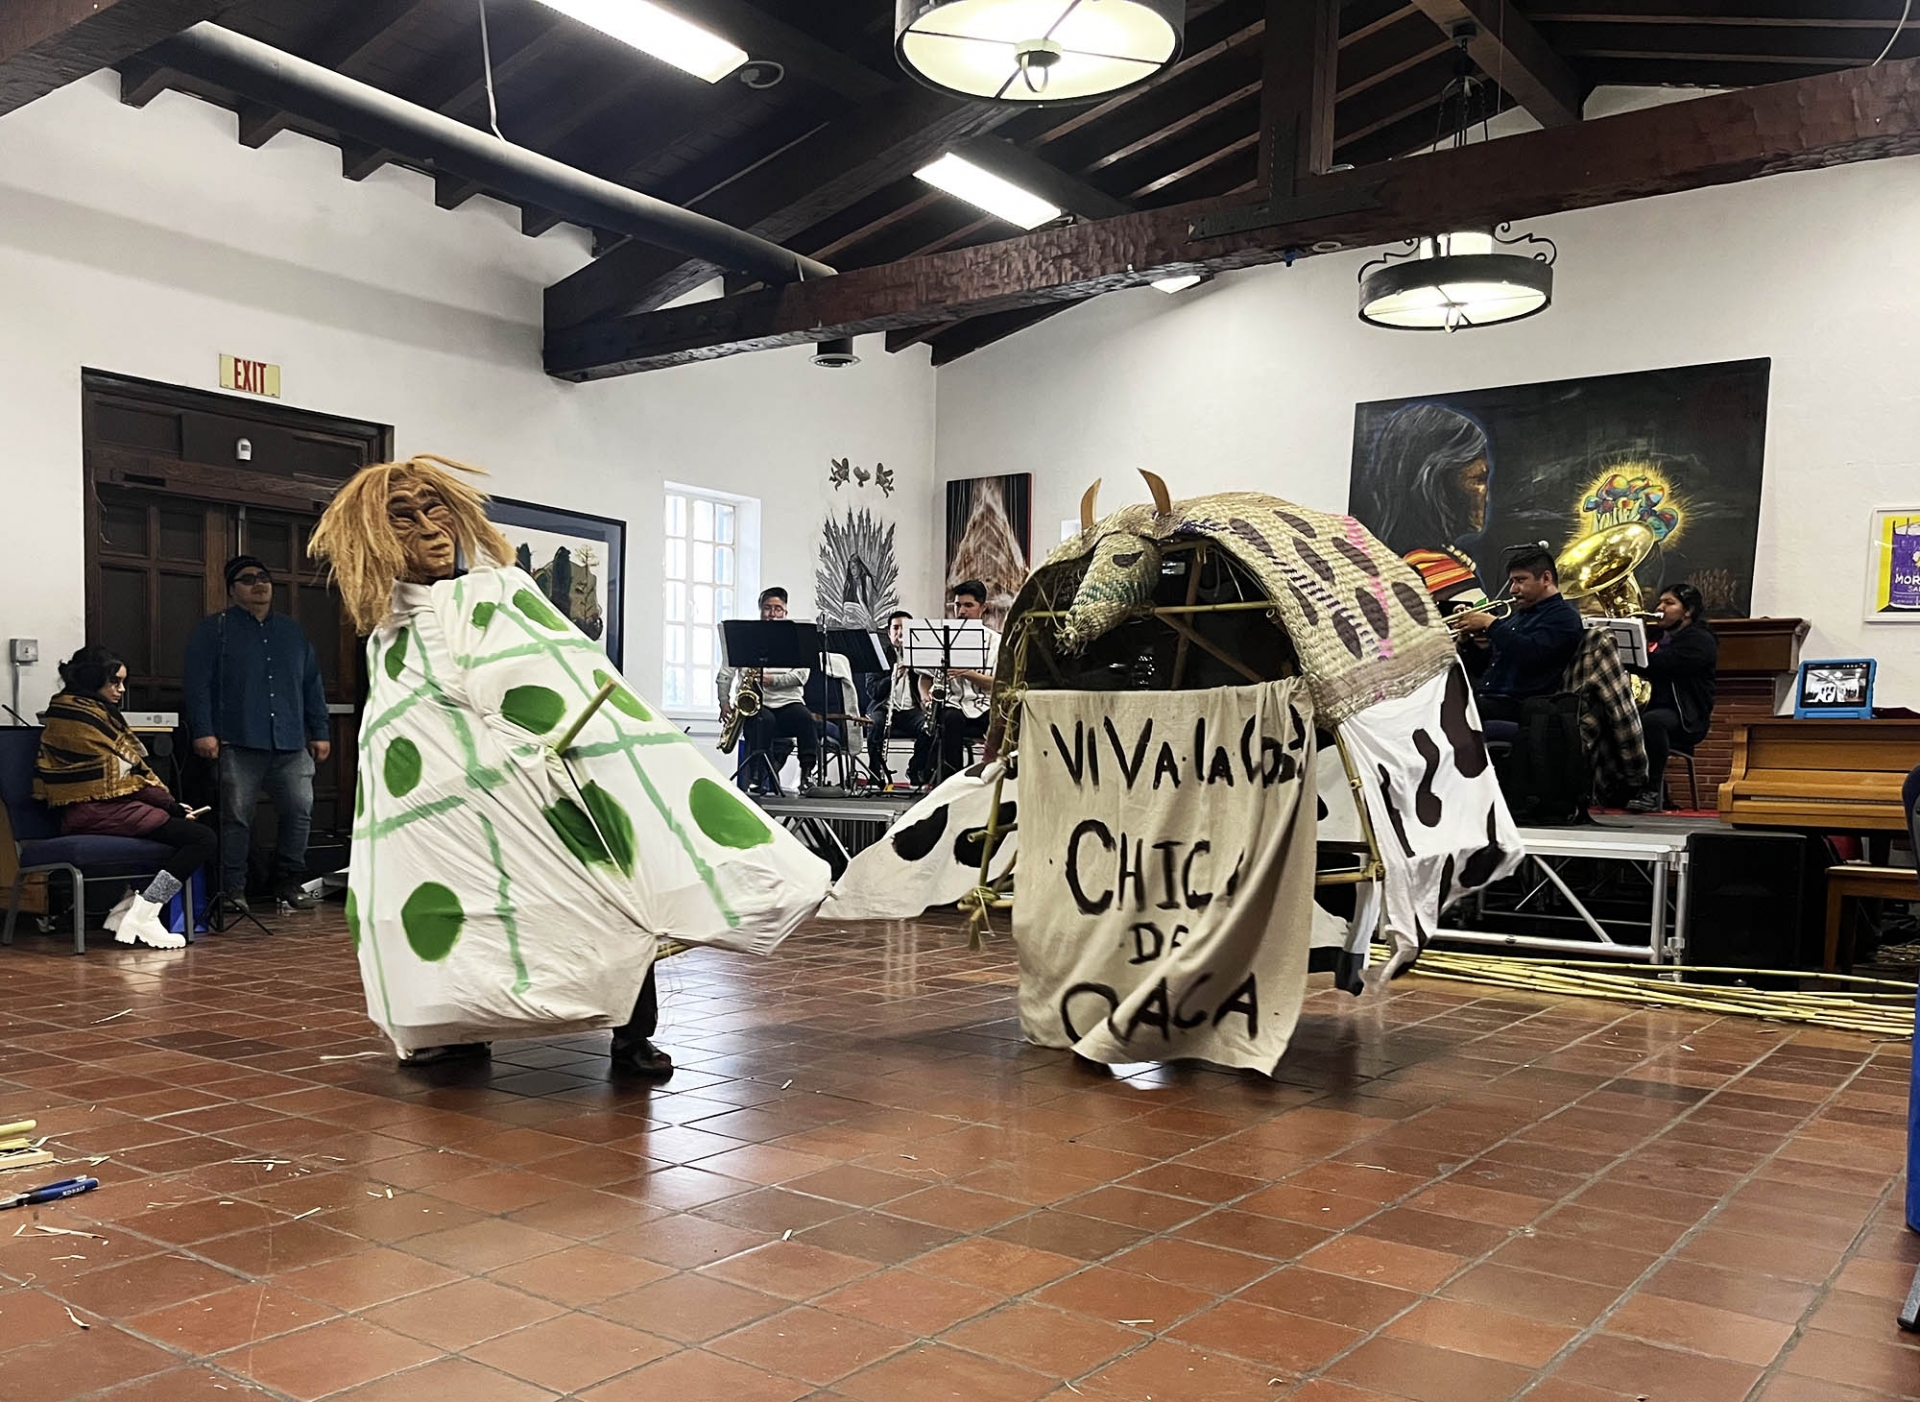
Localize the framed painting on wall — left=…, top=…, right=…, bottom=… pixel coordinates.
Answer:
left=487, top=496, right=627, bottom=667
left=1349, top=359, right=1771, bottom=618
left=1863, top=507, right=1920, bottom=622
left=945, top=473, right=1032, bottom=630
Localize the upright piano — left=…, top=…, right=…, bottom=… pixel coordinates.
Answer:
left=1718, top=718, right=1920, bottom=832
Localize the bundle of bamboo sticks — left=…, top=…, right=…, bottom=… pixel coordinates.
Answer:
left=1388, top=949, right=1916, bottom=1037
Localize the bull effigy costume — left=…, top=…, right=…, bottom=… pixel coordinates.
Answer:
left=829, top=472, right=1522, bottom=1074
left=310, top=457, right=829, bottom=1068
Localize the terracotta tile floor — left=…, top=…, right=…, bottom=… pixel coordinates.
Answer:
left=0, top=907, right=1915, bottom=1401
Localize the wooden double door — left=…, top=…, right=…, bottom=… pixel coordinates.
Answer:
left=81, top=373, right=391, bottom=856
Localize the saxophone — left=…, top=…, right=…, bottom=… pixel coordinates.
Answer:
left=924, top=673, right=950, bottom=734
left=717, top=669, right=763, bottom=751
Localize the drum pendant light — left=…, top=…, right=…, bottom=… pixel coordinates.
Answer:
left=1356, top=25, right=1558, bottom=332
left=895, top=0, right=1185, bottom=105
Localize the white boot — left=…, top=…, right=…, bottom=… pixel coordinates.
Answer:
left=102, top=889, right=136, bottom=934
left=115, top=895, right=186, bottom=950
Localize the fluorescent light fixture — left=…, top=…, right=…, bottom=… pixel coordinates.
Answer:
left=916, top=152, right=1062, bottom=229
left=536, top=0, right=747, bottom=83
left=1151, top=273, right=1204, bottom=294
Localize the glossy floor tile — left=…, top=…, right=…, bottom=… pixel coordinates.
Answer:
left=0, top=906, right=1914, bottom=1400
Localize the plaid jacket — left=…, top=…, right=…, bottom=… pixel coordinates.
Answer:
left=1564, top=629, right=1648, bottom=799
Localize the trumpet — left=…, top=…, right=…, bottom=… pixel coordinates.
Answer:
left=716, top=669, right=763, bottom=751
left=1443, top=598, right=1516, bottom=632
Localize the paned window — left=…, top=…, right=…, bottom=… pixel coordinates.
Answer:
left=662, top=488, right=740, bottom=709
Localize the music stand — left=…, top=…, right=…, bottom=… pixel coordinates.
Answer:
left=720, top=619, right=817, bottom=793
left=903, top=620, right=995, bottom=782
left=814, top=629, right=891, bottom=790
left=1585, top=616, right=1649, bottom=669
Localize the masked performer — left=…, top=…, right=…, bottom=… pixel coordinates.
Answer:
left=309, top=457, right=830, bottom=1074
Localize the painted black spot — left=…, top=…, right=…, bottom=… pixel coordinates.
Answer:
left=1228, top=517, right=1281, bottom=560
left=954, top=802, right=1017, bottom=868
left=1440, top=666, right=1490, bottom=779
left=1275, top=509, right=1316, bottom=538
left=1112, top=551, right=1144, bottom=568
left=1355, top=586, right=1389, bottom=638
left=1412, top=730, right=1444, bottom=827
left=1295, top=539, right=1337, bottom=587
left=1332, top=537, right=1380, bottom=577
left=1392, top=580, right=1431, bottom=626
left=1288, top=583, right=1319, bottom=627
left=1331, top=610, right=1365, bottom=659
left=1438, top=853, right=1457, bottom=912
left=891, top=805, right=950, bottom=862
left=1376, top=766, right=1415, bottom=858
left=1316, top=796, right=1329, bottom=821
left=1458, top=804, right=1508, bottom=888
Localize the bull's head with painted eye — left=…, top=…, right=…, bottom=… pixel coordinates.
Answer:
left=1056, top=470, right=1175, bottom=655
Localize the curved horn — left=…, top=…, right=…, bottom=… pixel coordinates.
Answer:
left=1080, top=478, right=1102, bottom=532
left=1140, top=469, right=1172, bottom=516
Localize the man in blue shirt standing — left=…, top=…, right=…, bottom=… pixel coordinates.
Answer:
left=1454, top=545, right=1584, bottom=732
left=184, top=556, right=332, bottom=914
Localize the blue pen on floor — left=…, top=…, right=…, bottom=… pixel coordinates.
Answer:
left=0, top=1177, right=99, bottom=1210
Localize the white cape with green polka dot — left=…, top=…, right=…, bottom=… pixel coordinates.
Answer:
left=349, top=567, right=831, bottom=1054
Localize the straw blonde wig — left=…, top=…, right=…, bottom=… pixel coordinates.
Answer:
left=310, top=455, right=514, bottom=634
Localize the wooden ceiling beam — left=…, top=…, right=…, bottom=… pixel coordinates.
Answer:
left=954, top=136, right=1133, bottom=220
left=544, top=52, right=1920, bottom=378
left=659, top=0, right=894, bottom=102
left=1407, top=0, right=1583, bottom=125
left=544, top=83, right=1014, bottom=329
left=1, top=0, right=244, bottom=115
left=1529, top=1, right=1916, bottom=23
left=930, top=302, right=1079, bottom=366
left=1536, top=21, right=1920, bottom=65
left=1261, top=0, right=1341, bottom=184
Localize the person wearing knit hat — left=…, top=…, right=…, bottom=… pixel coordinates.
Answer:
left=182, top=553, right=332, bottom=915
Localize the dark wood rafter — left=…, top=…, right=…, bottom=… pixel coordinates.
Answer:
left=543, top=83, right=1015, bottom=330
left=544, top=52, right=1920, bottom=377
left=1407, top=0, right=1584, bottom=125
left=662, top=0, right=895, bottom=103
left=1262, top=0, right=1341, bottom=184
left=1, top=0, right=245, bottom=115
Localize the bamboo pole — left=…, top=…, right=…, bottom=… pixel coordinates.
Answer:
left=554, top=679, right=619, bottom=754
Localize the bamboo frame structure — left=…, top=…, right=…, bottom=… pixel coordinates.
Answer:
left=957, top=542, right=1387, bottom=944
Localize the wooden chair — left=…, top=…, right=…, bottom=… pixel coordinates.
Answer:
left=1823, top=863, right=1918, bottom=972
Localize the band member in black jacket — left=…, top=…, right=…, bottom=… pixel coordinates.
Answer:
left=1626, top=582, right=1718, bottom=812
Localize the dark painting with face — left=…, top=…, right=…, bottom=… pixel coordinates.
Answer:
left=1350, top=359, right=1770, bottom=614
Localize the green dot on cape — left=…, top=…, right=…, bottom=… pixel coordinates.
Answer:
left=690, top=777, right=773, bottom=850
left=345, top=888, right=360, bottom=951
left=595, top=670, right=651, bottom=722
left=472, top=601, right=497, bottom=631
left=383, top=737, right=422, bottom=797
left=543, top=782, right=635, bottom=876
left=401, top=882, right=464, bottom=962
left=383, top=627, right=410, bottom=681
left=513, top=588, right=567, bottom=632
left=501, top=684, right=566, bottom=734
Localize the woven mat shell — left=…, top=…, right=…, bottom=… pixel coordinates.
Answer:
left=1007, top=491, right=1455, bottom=726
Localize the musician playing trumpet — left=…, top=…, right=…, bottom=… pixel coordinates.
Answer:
left=716, top=586, right=818, bottom=794
left=1454, top=547, right=1584, bottom=739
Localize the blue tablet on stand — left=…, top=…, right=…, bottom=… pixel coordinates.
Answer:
left=1792, top=658, right=1876, bottom=720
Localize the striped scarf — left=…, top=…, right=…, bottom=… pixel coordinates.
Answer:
left=33, top=694, right=159, bottom=808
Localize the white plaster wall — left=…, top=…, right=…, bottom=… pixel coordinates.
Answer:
left=935, top=147, right=1920, bottom=706
left=0, top=73, right=938, bottom=720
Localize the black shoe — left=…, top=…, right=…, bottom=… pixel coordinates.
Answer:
left=1624, top=788, right=1664, bottom=814
left=276, top=884, right=318, bottom=910
left=217, top=889, right=251, bottom=917
left=610, top=1038, right=674, bottom=1081
left=401, top=1042, right=491, bottom=1068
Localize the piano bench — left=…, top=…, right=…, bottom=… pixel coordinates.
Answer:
left=1824, top=864, right=1919, bottom=972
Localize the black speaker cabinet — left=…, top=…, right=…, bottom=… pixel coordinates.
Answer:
left=1684, top=831, right=1809, bottom=970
